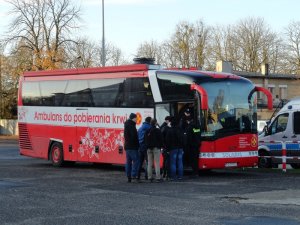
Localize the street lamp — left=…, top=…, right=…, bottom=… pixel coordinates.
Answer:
left=101, top=0, right=105, bottom=66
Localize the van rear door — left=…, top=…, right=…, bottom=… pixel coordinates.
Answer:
left=289, top=111, right=300, bottom=160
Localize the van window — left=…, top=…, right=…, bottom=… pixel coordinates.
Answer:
left=294, top=112, right=300, bottom=134
left=269, top=113, right=288, bottom=135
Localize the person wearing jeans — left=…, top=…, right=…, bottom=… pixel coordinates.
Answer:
left=165, top=119, right=184, bottom=180
left=125, top=149, right=139, bottom=180
left=137, top=117, right=152, bottom=180
left=169, top=148, right=184, bottom=179
left=124, top=113, right=139, bottom=183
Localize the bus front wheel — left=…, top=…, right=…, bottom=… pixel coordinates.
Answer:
left=50, top=142, right=64, bottom=167
left=258, top=150, right=271, bottom=168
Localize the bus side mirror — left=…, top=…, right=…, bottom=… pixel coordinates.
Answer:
left=263, top=125, right=269, bottom=135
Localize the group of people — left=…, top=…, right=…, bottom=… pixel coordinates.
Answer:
left=123, top=109, right=201, bottom=183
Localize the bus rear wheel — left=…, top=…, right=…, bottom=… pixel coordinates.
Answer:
left=50, top=142, right=64, bottom=167
left=258, top=150, right=271, bottom=168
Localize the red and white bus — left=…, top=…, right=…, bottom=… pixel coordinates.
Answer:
left=18, top=60, right=273, bottom=169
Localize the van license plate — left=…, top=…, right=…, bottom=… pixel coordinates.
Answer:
left=225, top=163, right=237, bottom=167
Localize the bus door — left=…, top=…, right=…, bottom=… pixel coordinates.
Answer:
left=75, top=108, right=95, bottom=162
left=155, top=103, right=174, bottom=126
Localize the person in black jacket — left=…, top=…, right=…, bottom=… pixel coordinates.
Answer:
left=186, top=118, right=201, bottom=175
left=161, top=116, right=172, bottom=179
left=165, top=119, right=184, bottom=180
left=145, top=118, right=163, bottom=182
left=124, top=113, right=140, bottom=183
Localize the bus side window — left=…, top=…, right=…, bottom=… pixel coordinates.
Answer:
left=122, top=78, right=154, bottom=108
left=62, top=80, right=92, bottom=107
left=22, top=82, right=42, bottom=106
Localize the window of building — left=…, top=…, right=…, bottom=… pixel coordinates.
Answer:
left=268, top=85, right=275, bottom=98
left=279, top=85, right=287, bottom=100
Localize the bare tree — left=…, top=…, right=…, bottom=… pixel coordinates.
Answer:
left=190, top=20, right=211, bottom=69
left=233, top=17, right=278, bottom=72
left=153, top=20, right=211, bottom=68
left=4, top=0, right=81, bottom=70
left=210, top=25, right=239, bottom=69
left=210, top=18, right=283, bottom=73
left=284, top=21, right=300, bottom=74
left=136, top=40, right=164, bottom=64
left=65, top=37, right=98, bottom=68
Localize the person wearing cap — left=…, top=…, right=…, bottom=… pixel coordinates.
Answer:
left=124, top=113, right=140, bottom=183
left=186, top=117, right=201, bottom=176
left=179, top=107, right=193, bottom=132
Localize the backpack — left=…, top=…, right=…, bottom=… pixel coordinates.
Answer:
left=144, top=127, right=156, bottom=149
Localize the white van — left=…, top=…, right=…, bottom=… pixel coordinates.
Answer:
left=258, top=97, right=300, bottom=169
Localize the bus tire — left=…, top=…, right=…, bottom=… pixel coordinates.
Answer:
left=291, top=163, right=300, bottom=169
left=258, top=150, right=271, bottom=168
left=50, top=142, right=64, bottom=167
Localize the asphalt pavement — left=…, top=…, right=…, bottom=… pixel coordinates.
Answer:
left=1, top=139, right=300, bottom=225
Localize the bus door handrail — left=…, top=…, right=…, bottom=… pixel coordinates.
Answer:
left=190, top=83, right=208, bottom=110
left=255, top=86, right=273, bottom=110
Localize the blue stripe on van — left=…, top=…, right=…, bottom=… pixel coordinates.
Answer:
left=267, top=143, right=300, bottom=151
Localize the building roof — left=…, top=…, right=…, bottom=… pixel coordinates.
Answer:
left=235, top=71, right=300, bottom=80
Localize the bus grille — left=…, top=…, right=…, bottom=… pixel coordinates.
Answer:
left=18, top=123, right=32, bottom=150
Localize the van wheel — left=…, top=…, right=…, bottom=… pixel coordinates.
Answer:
left=291, top=163, right=300, bottom=169
left=258, top=151, right=271, bottom=168
left=50, top=142, right=64, bottom=167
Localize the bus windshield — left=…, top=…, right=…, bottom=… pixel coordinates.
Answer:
left=197, top=78, right=257, bottom=138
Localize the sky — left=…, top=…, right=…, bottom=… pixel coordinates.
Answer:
left=1, top=0, right=300, bottom=60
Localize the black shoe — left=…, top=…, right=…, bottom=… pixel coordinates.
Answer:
left=127, top=177, right=132, bottom=183
left=145, top=176, right=148, bottom=180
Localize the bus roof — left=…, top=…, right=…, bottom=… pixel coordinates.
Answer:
left=23, top=64, right=161, bottom=77
left=23, top=63, right=243, bottom=80
left=161, top=69, right=243, bottom=80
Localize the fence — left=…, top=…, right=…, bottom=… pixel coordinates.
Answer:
left=259, top=140, right=300, bottom=172
left=0, top=119, right=18, bottom=135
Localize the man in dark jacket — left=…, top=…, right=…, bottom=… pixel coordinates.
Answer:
left=165, top=119, right=184, bottom=180
left=124, top=113, right=139, bottom=183
left=186, top=118, right=201, bottom=175
left=137, top=116, right=152, bottom=180
left=145, top=118, right=163, bottom=182
left=160, top=116, right=172, bottom=179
